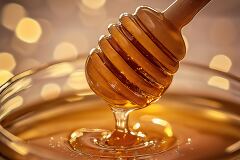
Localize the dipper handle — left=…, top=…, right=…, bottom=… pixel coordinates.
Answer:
left=164, top=0, right=211, bottom=29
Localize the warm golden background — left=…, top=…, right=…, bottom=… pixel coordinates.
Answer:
left=0, top=0, right=239, bottom=86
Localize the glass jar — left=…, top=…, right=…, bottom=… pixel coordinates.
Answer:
left=0, top=57, right=239, bottom=160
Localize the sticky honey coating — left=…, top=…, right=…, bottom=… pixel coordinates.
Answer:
left=85, top=6, right=186, bottom=108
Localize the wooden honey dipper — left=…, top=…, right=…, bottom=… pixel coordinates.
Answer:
left=85, top=0, right=211, bottom=108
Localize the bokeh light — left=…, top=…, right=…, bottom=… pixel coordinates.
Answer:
left=53, top=42, right=78, bottom=61
left=41, top=83, right=61, bottom=101
left=15, top=17, right=42, bottom=43
left=208, top=76, right=229, bottom=90
left=0, top=52, right=16, bottom=71
left=81, top=0, right=106, bottom=10
left=209, top=54, right=232, bottom=72
left=66, top=70, right=88, bottom=90
left=1, top=3, right=27, bottom=30
left=0, top=70, right=14, bottom=85
left=78, top=1, right=107, bottom=27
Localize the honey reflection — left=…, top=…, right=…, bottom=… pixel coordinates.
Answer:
left=0, top=78, right=32, bottom=103
left=208, top=76, right=229, bottom=90
left=189, top=97, right=222, bottom=109
left=152, top=118, right=173, bottom=137
left=141, top=104, right=163, bottom=114
left=0, top=96, right=23, bottom=119
left=164, top=126, right=173, bottom=137
left=205, top=110, right=227, bottom=121
left=8, top=142, right=28, bottom=156
left=152, top=118, right=168, bottom=126
left=65, top=95, right=84, bottom=102
left=44, top=62, right=74, bottom=78
left=136, top=131, right=146, bottom=138
left=226, top=140, right=240, bottom=153
left=132, top=122, right=141, bottom=130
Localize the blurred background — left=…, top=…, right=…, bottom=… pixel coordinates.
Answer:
left=0, top=0, right=239, bottom=86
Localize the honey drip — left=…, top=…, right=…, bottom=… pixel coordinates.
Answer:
left=70, top=0, right=211, bottom=158
left=68, top=105, right=176, bottom=158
